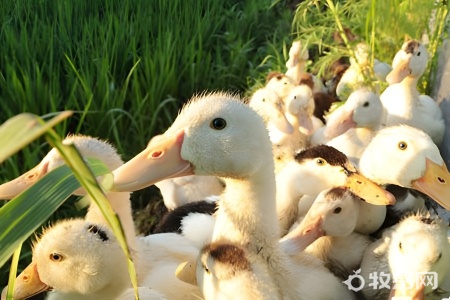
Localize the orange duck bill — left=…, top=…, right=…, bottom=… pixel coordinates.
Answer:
left=1, top=261, right=51, bottom=300
left=412, top=159, right=450, bottom=210
left=112, top=130, right=193, bottom=192
left=343, top=170, right=396, bottom=206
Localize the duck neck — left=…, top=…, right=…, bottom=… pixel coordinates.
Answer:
left=213, top=163, right=280, bottom=260
left=399, top=76, right=421, bottom=106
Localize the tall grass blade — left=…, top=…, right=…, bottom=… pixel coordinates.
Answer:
left=5, top=244, right=22, bottom=300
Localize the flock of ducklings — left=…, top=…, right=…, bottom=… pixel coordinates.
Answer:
left=1, top=37, right=450, bottom=300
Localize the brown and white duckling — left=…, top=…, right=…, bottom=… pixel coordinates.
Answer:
left=289, top=187, right=374, bottom=279
left=276, top=145, right=394, bottom=235
left=178, top=241, right=282, bottom=300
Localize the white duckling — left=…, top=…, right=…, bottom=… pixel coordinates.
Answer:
left=381, top=39, right=444, bottom=146
left=326, top=88, right=386, bottom=165
left=290, top=187, right=374, bottom=279
left=359, top=213, right=450, bottom=300
left=4, top=219, right=201, bottom=300
left=112, top=92, right=357, bottom=300
left=275, top=145, right=394, bottom=235
left=248, top=87, right=294, bottom=146
left=284, top=84, right=315, bottom=137
left=265, top=71, right=296, bottom=100
left=358, top=125, right=450, bottom=211
left=2, top=220, right=161, bottom=300
left=270, top=85, right=314, bottom=158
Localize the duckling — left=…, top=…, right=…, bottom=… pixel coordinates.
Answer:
left=381, top=39, right=444, bottom=145
left=359, top=213, right=450, bottom=299
left=276, top=145, right=394, bottom=235
left=195, top=242, right=282, bottom=300
left=326, top=88, right=386, bottom=165
left=358, top=125, right=450, bottom=210
left=2, top=220, right=165, bottom=300
left=290, top=187, right=374, bottom=279
left=265, top=71, right=296, bottom=100
left=112, top=92, right=357, bottom=299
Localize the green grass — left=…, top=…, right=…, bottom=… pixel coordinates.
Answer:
left=0, top=0, right=293, bottom=295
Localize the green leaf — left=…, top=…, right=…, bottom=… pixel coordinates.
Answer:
left=0, top=111, right=72, bottom=164
left=0, top=158, right=110, bottom=268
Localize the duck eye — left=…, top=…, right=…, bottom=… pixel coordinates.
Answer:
left=50, top=253, right=63, bottom=262
left=210, top=118, right=227, bottom=130
left=262, top=98, right=266, bottom=102
left=363, top=101, right=369, bottom=107
left=316, top=158, right=325, bottom=166
left=398, top=142, right=408, bottom=150
left=399, top=242, right=402, bottom=251
left=417, top=51, right=421, bottom=56
left=333, top=207, right=342, bottom=214
left=203, top=264, right=210, bottom=274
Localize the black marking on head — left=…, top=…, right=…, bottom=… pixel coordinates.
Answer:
left=420, top=217, right=437, bottom=225
left=202, top=242, right=251, bottom=275
left=295, top=145, right=348, bottom=166
left=87, top=224, right=109, bottom=242
left=154, top=200, right=218, bottom=234
left=403, top=40, right=420, bottom=54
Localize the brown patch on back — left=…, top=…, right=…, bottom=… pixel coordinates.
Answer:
left=295, top=145, right=348, bottom=166
left=202, top=242, right=251, bottom=273
left=403, top=40, right=420, bottom=54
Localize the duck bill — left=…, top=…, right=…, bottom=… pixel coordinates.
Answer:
left=386, top=57, right=411, bottom=85
left=345, top=172, right=396, bottom=205
left=279, top=215, right=323, bottom=254
left=112, top=130, right=193, bottom=192
left=1, top=261, right=51, bottom=300
left=0, top=162, right=49, bottom=200
left=412, top=159, right=450, bottom=210
left=175, top=260, right=198, bottom=286
left=297, top=111, right=314, bottom=136
left=388, top=282, right=425, bottom=300
left=324, top=109, right=356, bottom=139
